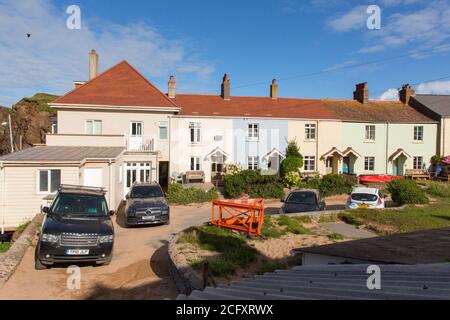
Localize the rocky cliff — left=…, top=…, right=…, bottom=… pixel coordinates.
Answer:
left=0, top=93, right=58, bottom=156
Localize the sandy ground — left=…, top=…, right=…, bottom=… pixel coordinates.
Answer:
left=0, top=196, right=352, bottom=300
left=0, top=203, right=213, bottom=300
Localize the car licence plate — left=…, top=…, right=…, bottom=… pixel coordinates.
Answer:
left=358, top=204, right=370, bottom=209
left=65, top=249, right=90, bottom=255
left=142, top=215, right=155, bottom=221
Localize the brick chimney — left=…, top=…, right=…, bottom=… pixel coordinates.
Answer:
left=89, top=49, right=99, bottom=80
left=168, top=75, right=176, bottom=99
left=221, top=74, right=231, bottom=100
left=399, top=84, right=415, bottom=105
left=353, top=82, right=369, bottom=104
left=270, top=79, right=278, bottom=100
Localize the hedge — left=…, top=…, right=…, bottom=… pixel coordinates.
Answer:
left=387, top=179, right=429, bottom=205
left=302, top=174, right=354, bottom=197
left=167, top=183, right=218, bottom=205
left=223, top=170, right=285, bottom=199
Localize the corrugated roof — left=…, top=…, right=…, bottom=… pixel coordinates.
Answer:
left=178, top=263, right=450, bottom=300
left=298, top=227, right=450, bottom=265
left=413, top=95, right=450, bottom=117
left=0, top=146, right=124, bottom=162
left=52, top=61, right=179, bottom=109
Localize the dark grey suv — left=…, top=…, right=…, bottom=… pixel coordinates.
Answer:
left=124, top=182, right=170, bottom=227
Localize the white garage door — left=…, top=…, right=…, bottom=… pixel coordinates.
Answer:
left=84, top=168, right=103, bottom=188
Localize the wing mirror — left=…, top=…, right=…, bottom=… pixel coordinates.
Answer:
left=109, top=210, right=115, bottom=216
left=125, top=194, right=130, bottom=199
left=281, top=198, right=285, bottom=203
left=42, top=206, right=50, bottom=214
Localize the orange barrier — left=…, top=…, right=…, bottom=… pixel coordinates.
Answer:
left=211, top=198, right=265, bottom=236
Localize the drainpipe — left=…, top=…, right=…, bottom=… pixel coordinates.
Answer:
left=385, top=122, right=390, bottom=175
left=1, top=162, right=4, bottom=235
left=108, top=160, right=112, bottom=208
left=316, top=120, right=320, bottom=172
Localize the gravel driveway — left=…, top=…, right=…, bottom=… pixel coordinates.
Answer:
left=0, top=203, right=212, bottom=300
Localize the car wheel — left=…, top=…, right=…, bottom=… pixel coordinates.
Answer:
left=35, top=257, right=49, bottom=270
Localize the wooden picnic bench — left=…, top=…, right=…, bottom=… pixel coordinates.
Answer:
left=185, top=170, right=205, bottom=183
left=405, top=169, right=431, bottom=181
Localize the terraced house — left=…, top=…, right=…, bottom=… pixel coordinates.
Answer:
left=0, top=51, right=439, bottom=231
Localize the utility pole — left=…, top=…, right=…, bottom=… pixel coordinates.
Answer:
left=8, top=114, right=14, bottom=153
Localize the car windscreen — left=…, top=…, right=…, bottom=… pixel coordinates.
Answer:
left=51, top=193, right=108, bottom=216
left=351, top=193, right=378, bottom=202
left=130, top=186, right=164, bottom=199
left=286, top=192, right=317, bottom=205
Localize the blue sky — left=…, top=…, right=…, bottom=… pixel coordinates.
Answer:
left=1, top=0, right=450, bottom=106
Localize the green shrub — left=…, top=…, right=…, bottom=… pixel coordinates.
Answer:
left=280, top=157, right=303, bottom=178
left=387, top=179, right=429, bottom=205
left=302, top=176, right=322, bottom=190
left=223, top=170, right=284, bottom=199
left=318, top=174, right=354, bottom=197
left=282, top=171, right=302, bottom=188
left=167, top=183, right=218, bottom=205
left=261, top=216, right=287, bottom=239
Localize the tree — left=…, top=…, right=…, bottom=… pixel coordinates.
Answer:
left=280, top=140, right=303, bottom=179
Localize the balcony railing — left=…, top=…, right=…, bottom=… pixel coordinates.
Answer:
left=125, top=135, right=155, bottom=152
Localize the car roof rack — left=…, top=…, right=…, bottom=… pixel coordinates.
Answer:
left=58, top=184, right=107, bottom=195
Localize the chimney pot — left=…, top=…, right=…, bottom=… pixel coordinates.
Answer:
left=168, top=75, right=176, bottom=99
left=353, top=82, right=369, bottom=104
left=89, top=49, right=99, bottom=80
left=221, top=73, right=231, bottom=100
left=399, top=83, right=415, bottom=105
left=270, top=79, right=278, bottom=100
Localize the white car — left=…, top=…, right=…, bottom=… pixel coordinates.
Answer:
left=346, top=187, right=385, bottom=209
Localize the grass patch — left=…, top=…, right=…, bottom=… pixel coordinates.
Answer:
left=294, top=215, right=313, bottom=224
left=180, top=224, right=257, bottom=277
left=318, top=215, right=340, bottom=223
left=339, top=198, right=450, bottom=235
left=278, top=215, right=310, bottom=235
left=327, top=233, right=345, bottom=241
left=15, top=221, right=31, bottom=237
left=425, top=182, right=450, bottom=198
left=0, top=242, right=11, bottom=253
left=261, top=216, right=287, bottom=239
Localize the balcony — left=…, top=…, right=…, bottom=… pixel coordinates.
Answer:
left=125, top=135, right=155, bottom=152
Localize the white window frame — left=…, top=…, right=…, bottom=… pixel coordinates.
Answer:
left=37, top=169, right=61, bottom=194
left=305, top=124, right=317, bottom=141
left=414, top=126, right=424, bottom=142
left=364, top=157, right=375, bottom=172
left=413, top=156, right=424, bottom=170
left=158, top=121, right=168, bottom=141
left=248, top=156, right=259, bottom=170
left=247, top=123, right=259, bottom=141
left=304, top=156, right=316, bottom=171
left=190, top=157, right=201, bottom=171
left=365, top=125, right=376, bottom=141
left=85, top=120, right=102, bottom=135
left=190, top=123, right=201, bottom=144
left=130, top=121, right=143, bottom=137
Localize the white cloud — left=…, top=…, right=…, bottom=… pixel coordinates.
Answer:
left=0, top=0, right=214, bottom=107
left=379, top=80, right=450, bottom=100
left=416, top=80, right=450, bottom=94
left=327, top=5, right=368, bottom=32
left=379, top=88, right=399, bottom=100
left=359, top=0, right=450, bottom=53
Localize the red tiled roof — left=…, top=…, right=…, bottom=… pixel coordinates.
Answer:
left=174, top=94, right=336, bottom=119
left=53, top=61, right=179, bottom=109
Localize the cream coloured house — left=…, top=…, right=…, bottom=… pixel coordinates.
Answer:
left=0, top=51, right=439, bottom=231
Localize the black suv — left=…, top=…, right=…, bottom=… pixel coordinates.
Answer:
left=125, top=182, right=170, bottom=227
left=35, top=185, right=115, bottom=270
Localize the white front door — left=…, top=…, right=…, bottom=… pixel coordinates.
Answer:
left=84, top=168, right=103, bottom=188
left=124, top=162, right=152, bottom=197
